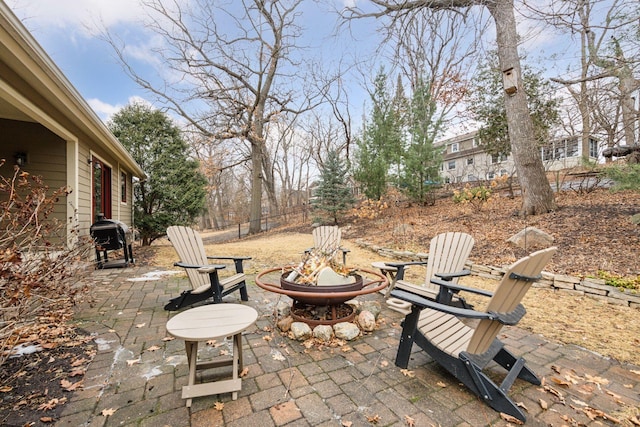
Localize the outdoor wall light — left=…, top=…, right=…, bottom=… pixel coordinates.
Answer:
left=14, top=152, right=27, bottom=167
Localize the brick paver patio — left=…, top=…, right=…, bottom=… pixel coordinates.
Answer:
left=57, top=266, right=640, bottom=426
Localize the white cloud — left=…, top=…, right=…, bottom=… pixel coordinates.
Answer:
left=87, top=97, right=122, bottom=122
left=6, top=0, right=146, bottom=36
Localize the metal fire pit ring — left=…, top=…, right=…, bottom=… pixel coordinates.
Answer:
left=255, top=267, right=388, bottom=300
left=255, top=267, right=388, bottom=326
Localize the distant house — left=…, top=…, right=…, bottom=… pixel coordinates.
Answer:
left=436, top=130, right=599, bottom=184
left=0, top=2, right=145, bottom=243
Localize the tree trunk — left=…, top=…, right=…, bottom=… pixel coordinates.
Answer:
left=489, top=0, right=556, bottom=215
left=248, top=140, right=263, bottom=234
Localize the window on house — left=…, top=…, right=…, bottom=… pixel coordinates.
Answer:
left=468, top=174, right=477, bottom=182
left=466, top=158, right=474, bottom=165
left=448, top=160, right=456, bottom=170
left=451, top=143, right=459, bottom=153
left=589, top=138, right=598, bottom=158
left=567, top=138, right=579, bottom=157
left=487, top=172, right=495, bottom=180
left=92, top=156, right=112, bottom=221
left=491, top=154, right=506, bottom=163
left=121, top=172, right=127, bottom=203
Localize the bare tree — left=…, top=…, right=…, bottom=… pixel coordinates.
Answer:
left=539, top=0, right=640, bottom=154
left=343, top=0, right=557, bottom=215
left=105, top=0, right=317, bottom=234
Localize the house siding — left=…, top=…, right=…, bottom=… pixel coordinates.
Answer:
left=0, top=119, right=66, bottom=227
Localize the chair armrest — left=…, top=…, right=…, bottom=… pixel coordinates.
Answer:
left=430, top=277, right=494, bottom=298
left=385, top=261, right=427, bottom=280
left=174, top=261, right=227, bottom=272
left=390, top=289, right=492, bottom=320
left=434, top=269, right=471, bottom=281
left=489, top=304, right=526, bottom=325
left=206, top=256, right=251, bottom=273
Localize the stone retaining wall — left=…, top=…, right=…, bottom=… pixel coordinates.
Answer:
left=355, top=239, right=640, bottom=310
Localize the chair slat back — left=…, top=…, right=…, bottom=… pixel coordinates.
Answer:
left=167, top=226, right=209, bottom=290
left=312, top=226, right=342, bottom=253
left=466, top=246, right=557, bottom=355
left=423, top=232, right=475, bottom=292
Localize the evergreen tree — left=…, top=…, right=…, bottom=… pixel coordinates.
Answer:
left=109, top=103, right=207, bottom=245
left=353, top=68, right=405, bottom=199
left=312, top=150, right=355, bottom=224
left=401, top=76, right=443, bottom=204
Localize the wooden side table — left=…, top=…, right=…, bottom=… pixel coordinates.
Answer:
left=166, top=304, right=258, bottom=407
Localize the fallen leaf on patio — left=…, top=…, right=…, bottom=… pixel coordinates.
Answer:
left=109, top=329, right=116, bottom=333
left=400, top=369, right=415, bottom=378
left=69, top=368, right=86, bottom=377
left=40, top=417, right=54, bottom=423
left=71, top=357, right=87, bottom=367
left=605, top=390, right=622, bottom=400
left=551, top=365, right=561, bottom=374
left=101, top=408, right=116, bottom=416
left=214, top=401, right=224, bottom=410
left=207, top=339, right=217, bottom=346
left=550, top=377, right=571, bottom=387
left=146, top=345, right=161, bottom=352
left=263, top=335, right=272, bottom=341
left=0, top=386, right=12, bottom=392
left=135, top=323, right=146, bottom=328
left=341, top=421, right=353, bottom=427
left=624, top=384, right=633, bottom=388
left=341, top=345, right=352, bottom=352
left=570, top=398, right=588, bottom=407
left=263, top=326, right=273, bottom=332
left=162, top=336, right=175, bottom=341
left=38, top=397, right=66, bottom=411
left=220, top=349, right=229, bottom=356
left=240, top=367, right=249, bottom=377
left=380, top=360, right=388, bottom=368
left=584, top=374, right=609, bottom=385
left=539, top=398, right=548, bottom=410
left=630, top=415, right=640, bottom=426
left=543, top=385, right=565, bottom=403
left=404, top=414, right=415, bottom=426
left=630, top=369, right=640, bottom=375
left=366, top=414, right=381, bottom=424
left=515, top=401, right=528, bottom=411
left=126, top=358, right=141, bottom=366
left=500, top=413, right=523, bottom=424
left=60, top=379, right=83, bottom=391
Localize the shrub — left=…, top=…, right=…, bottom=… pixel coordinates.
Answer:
left=0, top=164, right=91, bottom=366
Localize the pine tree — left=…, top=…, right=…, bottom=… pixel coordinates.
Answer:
left=401, top=76, right=443, bottom=204
left=109, top=103, right=207, bottom=245
left=312, top=150, right=355, bottom=224
left=353, top=68, right=404, bottom=199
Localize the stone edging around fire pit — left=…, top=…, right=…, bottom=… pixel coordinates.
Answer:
left=274, top=299, right=382, bottom=342
left=354, top=239, right=640, bottom=310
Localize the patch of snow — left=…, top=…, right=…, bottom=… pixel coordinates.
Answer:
left=94, top=338, right=116, bottom=351
left=9, top=343, right=43, bottom=358
left=127, top=270, right=182, bottom=282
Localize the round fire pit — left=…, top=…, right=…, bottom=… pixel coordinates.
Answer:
left=255, top=267, right=388, bottom=326
left=280, top=273, right=363, bottom=305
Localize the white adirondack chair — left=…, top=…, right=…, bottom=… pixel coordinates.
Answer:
left=164, top=226, right=250, bottom=311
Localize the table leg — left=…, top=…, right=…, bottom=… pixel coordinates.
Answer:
left=232, top=333, right=240, bottom=400
left=185, top=341, right=198, bottom=407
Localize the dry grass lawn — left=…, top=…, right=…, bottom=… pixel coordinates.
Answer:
left=148, top=230, right=640, bottom=366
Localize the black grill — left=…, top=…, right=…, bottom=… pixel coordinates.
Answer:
left=90, top=218, right=134, bottom=269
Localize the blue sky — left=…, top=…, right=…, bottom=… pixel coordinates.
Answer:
left=5, top=0, right=584, bottom=132
left=6, top=0, right=377, bottom=122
